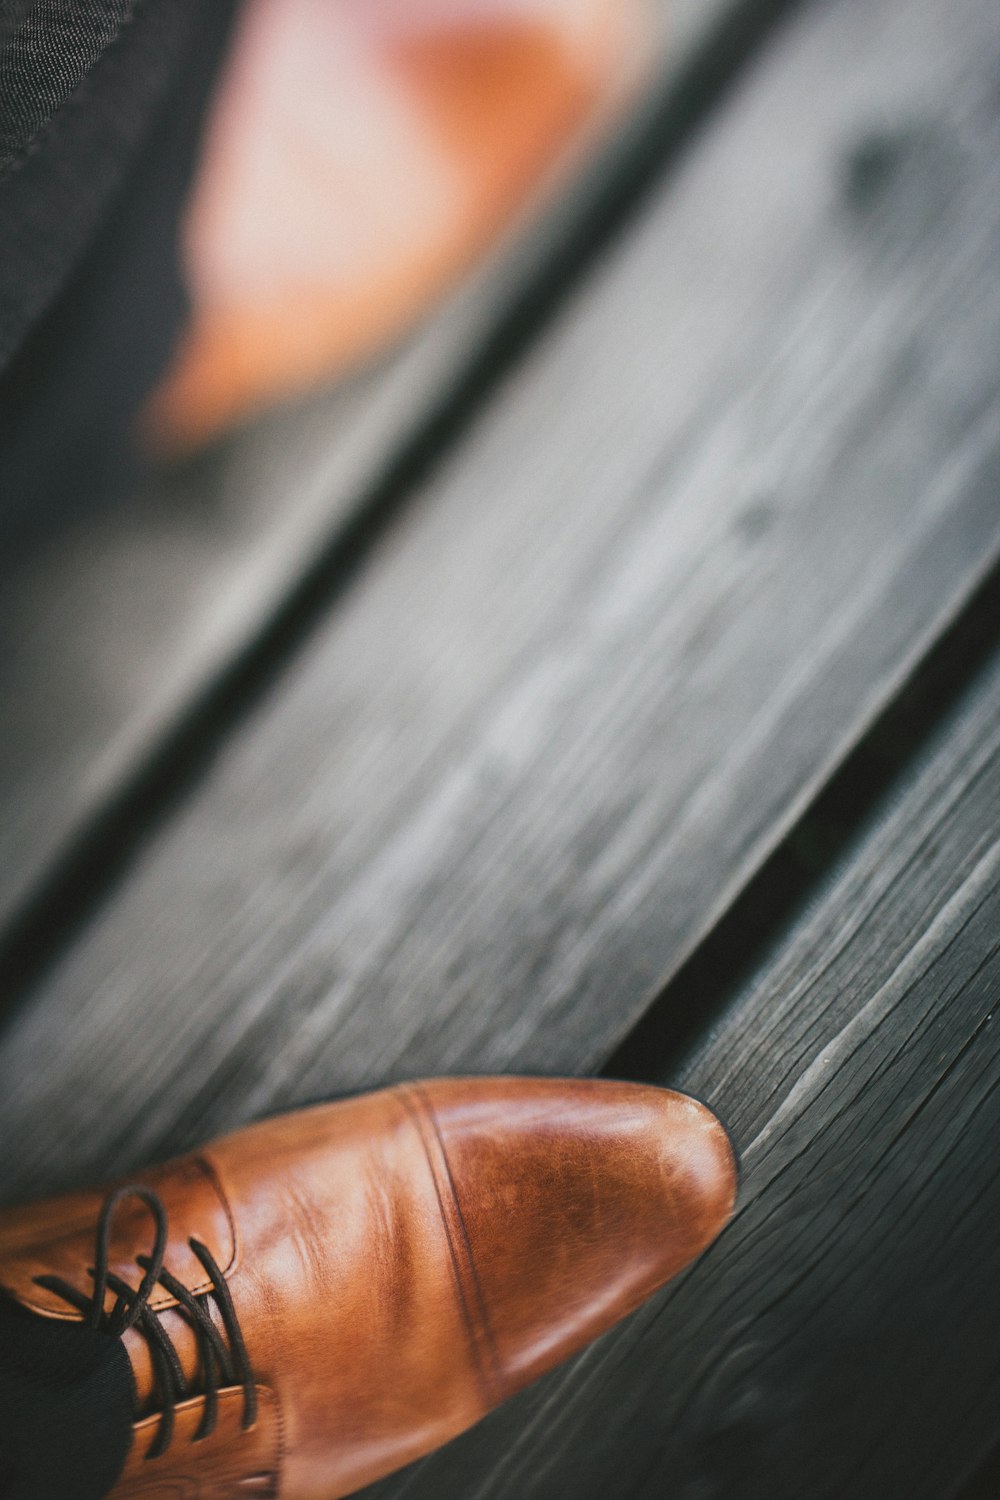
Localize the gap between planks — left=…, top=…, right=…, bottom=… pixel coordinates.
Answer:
left=604, top=555, right=1000, bottom=1086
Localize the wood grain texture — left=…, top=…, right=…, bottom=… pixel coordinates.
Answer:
left=356, top=569, right=1000, bottom=1500
left=0, top=0, right=997, bottom=1200
left=0, top=0, right=692, bottom=931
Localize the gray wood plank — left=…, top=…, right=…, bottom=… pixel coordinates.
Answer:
left=0, top=0, right=704, bottom=932
left=0, top=0, right=998, bottom=1204
left=369, top=607, right=1000, bottom=1500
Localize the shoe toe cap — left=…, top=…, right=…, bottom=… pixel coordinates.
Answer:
left=416, top=1077, right=736, bottom=1398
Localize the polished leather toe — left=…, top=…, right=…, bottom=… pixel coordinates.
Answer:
left=403, top=1077, right=737, bottom=1399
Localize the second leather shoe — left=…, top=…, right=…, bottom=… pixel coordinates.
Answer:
left=0, top=1077, right=736, bottom=1498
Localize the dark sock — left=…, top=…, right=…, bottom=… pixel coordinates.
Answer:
left=0, top=1294, right=134, bottom=1500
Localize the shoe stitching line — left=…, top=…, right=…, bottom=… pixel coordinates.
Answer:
left=257, top=1383, right=285, bottom=1500
left=195, top=1151, right=242, bottom=1285
left=395, top=1087, right=490, bottom=1404
left=409, top=1084, right=505, bottom=1405
left=395, top=1086, right=501, bottom=1411
left=137, top=1154, right=241, bottom=1309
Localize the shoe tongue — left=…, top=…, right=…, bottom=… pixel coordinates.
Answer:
left=0, top=1154, right=236, bottom=1324
left=123, top=1301, right=205, bottom=1413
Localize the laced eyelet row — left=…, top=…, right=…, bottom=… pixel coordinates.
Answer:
left=34, top=1184, right=256, bottom=1459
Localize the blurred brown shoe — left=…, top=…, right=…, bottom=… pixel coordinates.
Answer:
left=0, top=1077, right=735, bottom=1499
left=145, top=0, right=655, bottom=451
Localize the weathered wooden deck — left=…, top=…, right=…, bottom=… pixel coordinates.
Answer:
left=1, top=0, right=998, bottom=1496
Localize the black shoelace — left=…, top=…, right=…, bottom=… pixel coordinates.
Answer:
left=33, top=1184, right=257, bottom=1460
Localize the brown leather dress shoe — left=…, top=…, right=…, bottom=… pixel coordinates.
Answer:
left=145, top=0, right=655, bottom=451
left=0, top=1078, right=736, bottom=1498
